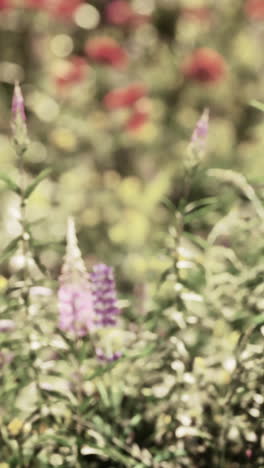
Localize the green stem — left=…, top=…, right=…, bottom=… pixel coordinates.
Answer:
left=17, top=147, right=44, bottom=405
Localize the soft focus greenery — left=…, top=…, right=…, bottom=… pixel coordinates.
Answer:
left=0, top=1, right=264, bottom=467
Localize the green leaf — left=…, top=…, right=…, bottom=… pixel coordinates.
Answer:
left=0, top=173, right=20, bottom=194
left=250, top=100, right=264, bottom=112
left=0, top=236, right=22, bottom=263
left=183, top=232, right=209, bottom=250
left=39, top=434, right=74, bottom=449
left=185, top=197, right=217, bottom=214
left=96, top=381, right=111, bottom=407
left=85, top=359, right=121, bottom=381
left=157, top=267, right=172, bottom=288
left=24, top=168, right=51, bottom=199
left=251, top=313, right=264, bottom=326
left=161, top=197, right=176, bottom=213
left=126, top=344, right=156, bottom=359
left=184, top=206, right=215, bottom=222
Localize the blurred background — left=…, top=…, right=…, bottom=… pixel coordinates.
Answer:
left=0, top=0, right=264, bottom=290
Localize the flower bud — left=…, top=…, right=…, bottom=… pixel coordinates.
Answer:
left=185, top=108, right=209, bottom=171
left=12, top=82, right=26, bottom=122
left=11, top=82, right=29, bottom=152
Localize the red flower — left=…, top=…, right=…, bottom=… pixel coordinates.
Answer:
left=0, top=0, right=10, bottom=8
left=245, top=449, right=253, bottom=459
left=103, top=83, right=146, bottom=109
left=126, top=109, right=149, bottom=131
left=245, top=0, right=264, bottom=19
left=181, top=7, right=212, bottom=22
left=85, top=37, right=128, bottom=68
left=106, top=0, right=132, bottom=25
left=25, top=0, right=82, bottom=18
left=52, top=0, right=82, bottom=19
left=25, top=0, right=46, bottom=7
left=55, top=56, right=88, bottom=88
left=182, top=48, right=226, bottom=84
left=105, top=0, right=149, bottom=27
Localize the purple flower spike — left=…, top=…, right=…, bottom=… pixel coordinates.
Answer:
left=58, top=218, right=95, bottom=337
left=58, top=283, right=95, bottom=337
left=12, top=82, right=26, bottom=122
left=191, top=108, right=209, bottom=151
left=91, top=263, right=120, bottom=327
left=11, top=82, right=29, bottom=150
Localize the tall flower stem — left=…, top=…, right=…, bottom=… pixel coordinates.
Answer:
left=12, top=83, right=44, bottom=404
left=18, top=147, right=30, bottom=306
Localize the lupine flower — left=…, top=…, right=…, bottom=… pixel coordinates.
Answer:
left=126, top=109, right=149, bottom=132
left=12, top=82, right=26, bottom=122
left=85, top=37, right=128, bottom=68
left=11, top=82, right=28, bottom=151
left=191, top=108, right=209, bottom=151
left=245, top=0, right=264, bottom=19
left=90, top=263, right=120, bottom=327
left=58, top=217, right=95, bottom=337
left=55, top=56, right=88, bottom=89
left=103, top=83, right=146, bottom=110
left=185, top=109, right=209, bottom=170
left=182, top=48, right=226, bottom=84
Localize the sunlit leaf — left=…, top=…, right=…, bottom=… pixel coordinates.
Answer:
left=0, top=236, right=22, bottom=263
left=0, top=173, right=20, bottom=194
left=24, top=168, right=51, bottom=199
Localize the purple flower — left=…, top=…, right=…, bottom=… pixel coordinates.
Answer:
left=58, top=282, right=95, bottom=336
left=96, top=348, right=122, bottom=363
left=58, top=218, right=95, bottom=337
left=12, top=82, right=26, bottom=122
left=11, top=82, right=28, bottom=150
left=91, top=263, right=120, bottom=327
left=191, top=108, right=209, bottom=151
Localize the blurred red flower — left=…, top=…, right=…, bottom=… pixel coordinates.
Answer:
left=25, top=0, right=82, bottom=18
left=245, top=0, right=264, bottom=19
left=0, top=0, right=10, bottom=8
left=103, top=83, right=146, bottom=109
left=245, top=449, right=253, bottom=459
left=126, top=109, right=149, bottom=131
left=105, top=0, right=149, bottom=27
left=25, top=0, right=46, bottom=7
left=85, top=37, right=128, bottom=68
left=52, top=0, right=82, bottom=18
left=182, top=48, right=226, bottom=83
left=55, top=56, right=88, bottom=88
left=106, top=0, right=132, bottom=25
left=181, top=7, right=212, bottom=22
